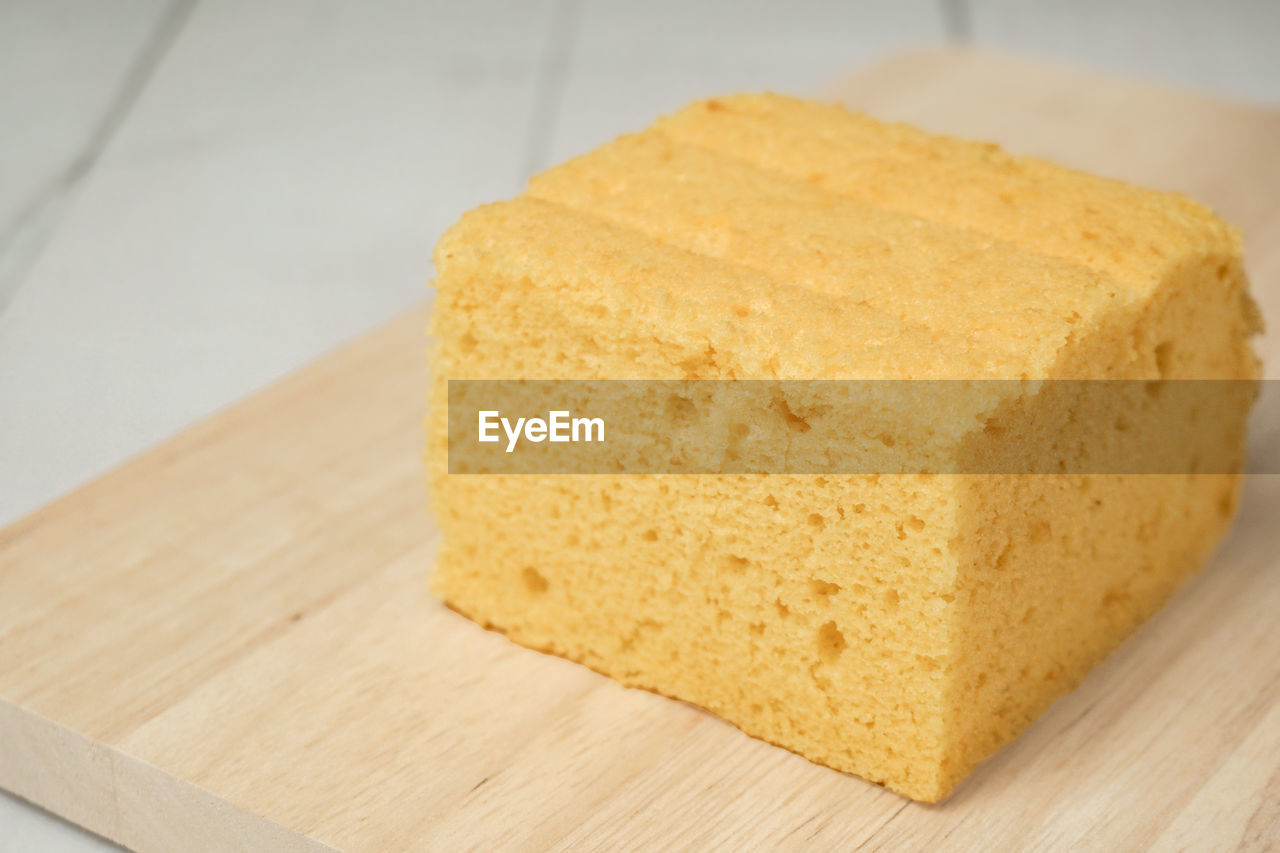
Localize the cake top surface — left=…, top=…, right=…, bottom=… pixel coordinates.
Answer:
left=435, top=93, right=1242, bottom=380
left=655, top=93, right=1239, bottom=294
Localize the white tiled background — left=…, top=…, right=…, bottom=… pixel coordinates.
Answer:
left=1, top=1, right=1277, bottom=849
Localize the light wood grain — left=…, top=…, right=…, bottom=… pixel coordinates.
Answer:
left=1, top=48, right=1278, bottom=852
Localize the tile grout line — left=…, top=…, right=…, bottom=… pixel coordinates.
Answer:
left=519, top=0, right=583, bottom=182
left=0, top=0, right=200, bottom=320
left=941, top=0, right=971, bottom=43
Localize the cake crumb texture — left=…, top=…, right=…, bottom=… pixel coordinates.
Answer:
left=427, top=94, right=1259, bottom=801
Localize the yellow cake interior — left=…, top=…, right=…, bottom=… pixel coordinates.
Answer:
left=426, top=94, right=1260, bottom=801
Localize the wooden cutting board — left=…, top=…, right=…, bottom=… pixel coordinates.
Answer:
left=2, top=48, right=1278, bottom=852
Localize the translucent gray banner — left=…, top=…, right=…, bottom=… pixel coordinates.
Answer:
left=446, top=379, right=1274, bottom=475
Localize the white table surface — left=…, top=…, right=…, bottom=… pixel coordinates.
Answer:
left=2, top=1, right=1277, bottom=849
